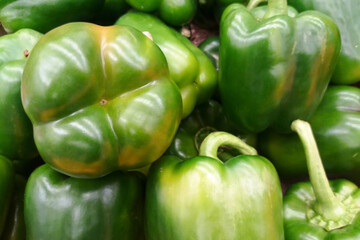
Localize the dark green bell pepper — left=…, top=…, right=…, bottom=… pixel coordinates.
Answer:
left=196, top=0, right=248, bottom=25
left=25, top=164, right=145, bottom=240
left=0, top=0, right=105, bottom=33
left=219, top=1, right=341, bottom=133
left=288, top=0, right=360, bottom=85
left=21, top=22, right=182, bottom=179
left=198, top=36, right=220, bottom=70
left=1, top=175, right=26, bottom=240
left=0, top=156, right=15, bottom=237
left=259, top=86, right=360, bottom=180
left=166, top=99, right=256, bottom=161
left=116, top=12, right=217, bottom=118
left=146, top=131, right=284, bottom=240
left=125, top=0, right=197, bottom=26
left=94, top=0, right=130, bottom=26
left=0, top=29, right=42, bottom=162
left=284, top=119, right=360, bottom=239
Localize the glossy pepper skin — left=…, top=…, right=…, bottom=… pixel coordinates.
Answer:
left=0, top=0, right=104, bottom=33
left=166, top=99, right=256, bottom=160
left=219, top=1, right=341, bottom=133
left=0, top=29, right=42, bottom=162
left=1, top=175, right=26, bottom=240
left=116, top=12, right=217, bottom=118
left=284, top=120, right=360, bottom=239
left=25, top=164, right=145, bottom=240
left=198, top=36, right=220, bottom=70
left=259, top=86, right=360, bottom=180
left=146, top=131, right=284, bottom=240
left=21, top=22, right=182, bottom=179
left=288, top=0, right=360, bottom=85
left=126, top=0, right=197, bottom=26
left=0, top=156, right=15, bottom=237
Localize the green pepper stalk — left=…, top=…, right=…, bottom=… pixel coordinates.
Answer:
left=292, top=120, right=359, bottom=230
left=199, top=131, right=257, bottom=160
left=283, top=120, right=360, bottom=239
left=247, top=0, right=288, bottom=18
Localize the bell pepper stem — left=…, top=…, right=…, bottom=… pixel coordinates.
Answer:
left=247, top=0, right=267, bottom=10
left=263, top=0, right=288, bottom=19
left=291, top=120, right=346, bottom=221
left=199, top=131, right=257, bottom=161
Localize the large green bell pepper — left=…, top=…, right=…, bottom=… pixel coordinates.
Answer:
left=1, top=175, right=26, bottom=240
left=25, top=164, right=145, bottom=240
left=284, top=120, right=360, bottom=239
left=0, top=29, right=42, bottom=162
left=219, top=1, right=341, bottom=133
left=116, top=12, right=217, bottom=118
left=0, top=156, right=15, bottom=237
left=21, top=22, right=182, bottom=179
left=259, top=86, right=360, bottom=180
left=0, top=0, right=104, bottom=33
left=166, top=99, right=256, bottom=160
left=125, top=0, right=197, bottom=26
left=146, top=131, right=284, bottom=240
left=288, top=0, right=360, bottom=85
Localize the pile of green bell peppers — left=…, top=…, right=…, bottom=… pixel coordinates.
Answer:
left=0, top=0, right=359, bottom=239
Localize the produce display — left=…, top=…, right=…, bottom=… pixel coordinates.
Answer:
left=0, top=0, right=359, bottom=239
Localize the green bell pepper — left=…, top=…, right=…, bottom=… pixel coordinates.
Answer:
left=219, top=1, right=341, bottom=133
left=0, top=156, right=15, bottom=237
left=146, top=131, right=284, bottom=240
left=259, top=86, right=360, bottom=180
left=0, top=29, right=42, bottom=162
left=166, top=99, right=256, bottom=161
left=0, top=0, right=105, bottom=33
left=198, top=36, right=220, bottom=70
left=25, top=164, right=145, bottom=240
left=116, top=12, right=217, bottom=118
left=21, top=22, right=182, bottom=179
left=1, top=175, right=26, bottom=240
left=94, top=0, right=130, bottom=26
left=284, top=119, right=360, bottom=239
left=125, top=0, right=197, bottom=26
left=288, top=0, right=360, bottom=85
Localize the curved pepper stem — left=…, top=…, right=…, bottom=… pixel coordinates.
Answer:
left=247, top=0, right=288, bottom=18
left=291, top=120, right=347, bottom=223
left=199, top=131, right=257, bottom=161
left=247, top=0, right=267, bottom=10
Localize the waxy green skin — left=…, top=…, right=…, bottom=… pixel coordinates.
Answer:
left=0, top=156, right=15, bottom=237
left=116, top=12, right=217, bottom=118
left=146, top=132, right=284, bottom=240
left=1, top=175, right=26, bottom=240
left=25, top=164, right=145, bottom=240
left=166, top=100, right=256, bottom=160
left=0, top=0, right=104, bottom=33
left=21, top=22, right=182, bottom=179
left=199, top=36, right=220, bottom=70
left=288, top=0, right=360, bottom=85
left=126, top=0, right=197, bottom=26
left=0, top=29, right=42, bottom=162
left=219, top=3, right=341, bottom=133
left=284, top=180, right=360, bottom=240
left=259, top=86, right=360, bottom=180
